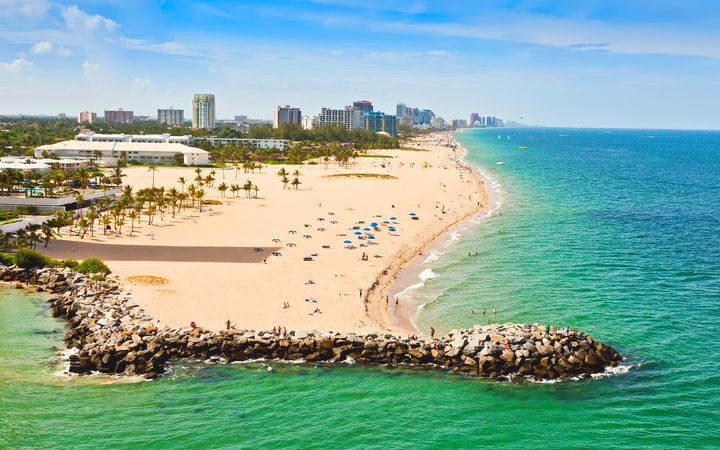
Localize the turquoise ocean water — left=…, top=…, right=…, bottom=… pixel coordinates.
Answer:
left=2, top=128, right=719, bottom=448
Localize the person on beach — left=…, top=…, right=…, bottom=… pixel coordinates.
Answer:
left=482, top=308, right=486, bottom=315
left=492, top=308, right=496, bottom=316
left=359, top=288, right=363, bottom=297
left=430, top=327, right=435, bottom=338
left=395, top=297, right=399, bottom=305
left=190, top=321, right=197, bottom=329
left=226, top=319, right=231, bottom=330
left=282, top=327, right=287, bottom=337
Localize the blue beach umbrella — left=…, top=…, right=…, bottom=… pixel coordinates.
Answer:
left=343, top=240, right=352, bottom=244
left=382, top=221, right=390, bottom=224
left=363, top=227, right=371, bottom=231
left=409, top=212, right=416, bottom=216
left=370, top=222, right=378, bottom=227
left=388, top=227, right=396, bottom=232
left=389, top=217, right=397, bottom=220
left=367, top=235, right=376, bottom=239
left=353, top=231, right=362, bottom=235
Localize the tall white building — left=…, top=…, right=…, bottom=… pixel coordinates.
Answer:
left=318, top=106, right=365, bottom=130
left=301, top=115, right=315, bottom=130
left=273, top=105, right=302, bottom=128
left=192, top=94, right=215, bottom=129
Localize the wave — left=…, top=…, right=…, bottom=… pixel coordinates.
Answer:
left=422, top=251, right=442, bottom=264
left=418, top=268, right=437, bottom=282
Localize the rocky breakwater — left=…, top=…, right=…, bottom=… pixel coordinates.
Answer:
left=1, top=265, right=622, bottom=381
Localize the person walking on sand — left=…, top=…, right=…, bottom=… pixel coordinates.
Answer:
left=430, top=327, right=436, bottom=338
left=226, top=319, right=231, bottom=330
left=359, top=288, right=362, bottom=298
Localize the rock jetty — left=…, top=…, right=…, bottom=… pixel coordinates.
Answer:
left=1, top=265, right=622, bottom=381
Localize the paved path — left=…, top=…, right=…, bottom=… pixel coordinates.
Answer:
left=0, top=215, right=51, bottom=234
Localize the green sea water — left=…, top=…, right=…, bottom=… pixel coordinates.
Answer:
left=1, top=128, right=719, bottom=449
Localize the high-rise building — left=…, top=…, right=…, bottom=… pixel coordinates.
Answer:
left=273, top=105, right=302, bottom=128
left=77, top=111, right=97, bottom=124
left=318, top=106, right=365, bottom=130
left=396, top=103, right=435, bottom=126
left=104, top=108, right=134, bottom=124
left=158, top=108, right=184, bottom=126
left=452, top=119, right=468, bottom=128
left=470, top=113, right=480, bottom=126
left=192, top=94, right=216, bottom=129
left=396, top=103, right=408, bottom=118
left=353, top=100, right=373, bottom=113
left=431, top=117, right=446, bottom=129
left=365, top=112, right=398, bottom=136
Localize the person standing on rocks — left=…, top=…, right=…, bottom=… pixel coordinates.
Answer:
left=226, top=319, right=231, bottom=330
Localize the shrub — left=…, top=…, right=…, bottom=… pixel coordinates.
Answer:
left=0, top=253, right=16, bottom=266
left=15, top=248, right=51, bottom=269
left=62, top=259, right=79, bottom=269
left=76, top=257, right=111, bottom=275
left=90, top=274, right=106, bottom=281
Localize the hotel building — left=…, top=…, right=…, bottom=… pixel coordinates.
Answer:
left=192, top=94, right=216, bottom=129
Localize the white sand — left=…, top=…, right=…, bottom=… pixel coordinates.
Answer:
left=43, top=134, right=486, bottom=335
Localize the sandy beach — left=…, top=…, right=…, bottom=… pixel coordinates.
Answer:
left=42, top=133, right=486, bottom=335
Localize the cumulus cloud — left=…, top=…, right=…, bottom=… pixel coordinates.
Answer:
left=1, top=57, right=33, bottom=72
left=82, top=60, right=99, bottom=76
left=56, top=47, right=72, bottom=57
left=63, top=5, right=117, bottom=32
left=0, top=0, right=50, bottom=19
left=31, top=40, right=54, bottom=54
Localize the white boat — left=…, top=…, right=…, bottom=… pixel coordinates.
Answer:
left=496, top=161, right=504, bottom=165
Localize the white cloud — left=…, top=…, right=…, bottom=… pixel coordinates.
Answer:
left=82, top=60, right=99, bottom=77
left=31, top=40, right=54, bottom=54
left=0, top=0, right=50, bottom=19
left=1, top=57, right=33, bottom=72
left=56, top=47, right=72, bottom=57
left=62, top=5, right=118, bottom=32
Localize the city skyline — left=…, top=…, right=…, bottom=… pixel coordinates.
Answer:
left=1, top=1, right=719, bottom=129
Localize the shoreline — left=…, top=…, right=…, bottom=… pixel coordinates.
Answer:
left=367, top=137, right=490, bottom=335
left=38, top=132, right=486, bottom=336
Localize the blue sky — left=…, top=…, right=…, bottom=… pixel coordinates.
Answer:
left=0, top=0, right=718, bottom=129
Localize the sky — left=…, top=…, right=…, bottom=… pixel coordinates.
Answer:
left=0, top=0, right=719, bottom=129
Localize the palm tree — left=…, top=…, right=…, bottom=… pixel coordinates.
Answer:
left=148, top=164, right=159, bottom=188
left=178, top=176, right=186, bottom=194
left=115, top=216, right=125, bottom=236
left=252, top=184, right=259, bottom=199
left=101, top=214, right=112, bottom=235
left=111, top=165, right=125, bottom=186
left=230, top=184, right=240, bottom=198
left=243, top=180, right=253, bottom=198
left=217, top=182, right=228, bottom=198
left=277, top=167, right=289, bottom=189
left=75, top=194, right=85, bottom=218
left=85, top=207, right=98, bottom=237
left=77, top=217, right=90, bottom=239
left=195, top=189, right=205, bottom=212
left=291, top=177, right=301, bottom=190
left=41, top=224, right=55, bottom=248
left=127, top=210, right=138, bottom=236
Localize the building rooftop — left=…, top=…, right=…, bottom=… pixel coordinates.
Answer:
left=36, top=140, right=208, bottom=154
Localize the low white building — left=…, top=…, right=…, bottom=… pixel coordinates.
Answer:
left=76, top=131, right=193, bottom=145
left=197, top=137, right=290, bottom=150
left=34, top=141, right=209, bottom=166
left=0, top=157, right=85, bottom=173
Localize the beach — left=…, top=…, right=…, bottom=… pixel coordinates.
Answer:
left=42, top=133, right=487, bottom=335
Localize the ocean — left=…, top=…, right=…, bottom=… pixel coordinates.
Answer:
left=1, top=128, right=719, bottom=449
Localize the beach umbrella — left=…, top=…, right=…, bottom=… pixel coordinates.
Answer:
left=389, top=217, right=397, bottom=220
left=370, top=222, right=378, bottom=227
left=388, top=227, right=396, bottom=232
left=367, top=235, right=376, bottom=239
left=383, top=221, right=390, bottom=224
left=409, top=212, right=416, bottom=216
left=353, top=231, right=362, bottom=235
left=363, top=227, right=371, bottom=231
left=343, top=240, right=352, bottom=244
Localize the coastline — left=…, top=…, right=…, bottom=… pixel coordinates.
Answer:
left=367, top=134, right=491, bottom=334
left=41, top=132, right=485, bottom=336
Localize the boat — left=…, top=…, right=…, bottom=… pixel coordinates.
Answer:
left=518, top=145, right=528, bottom=149
left=496, top=161, right=504, bottom=165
